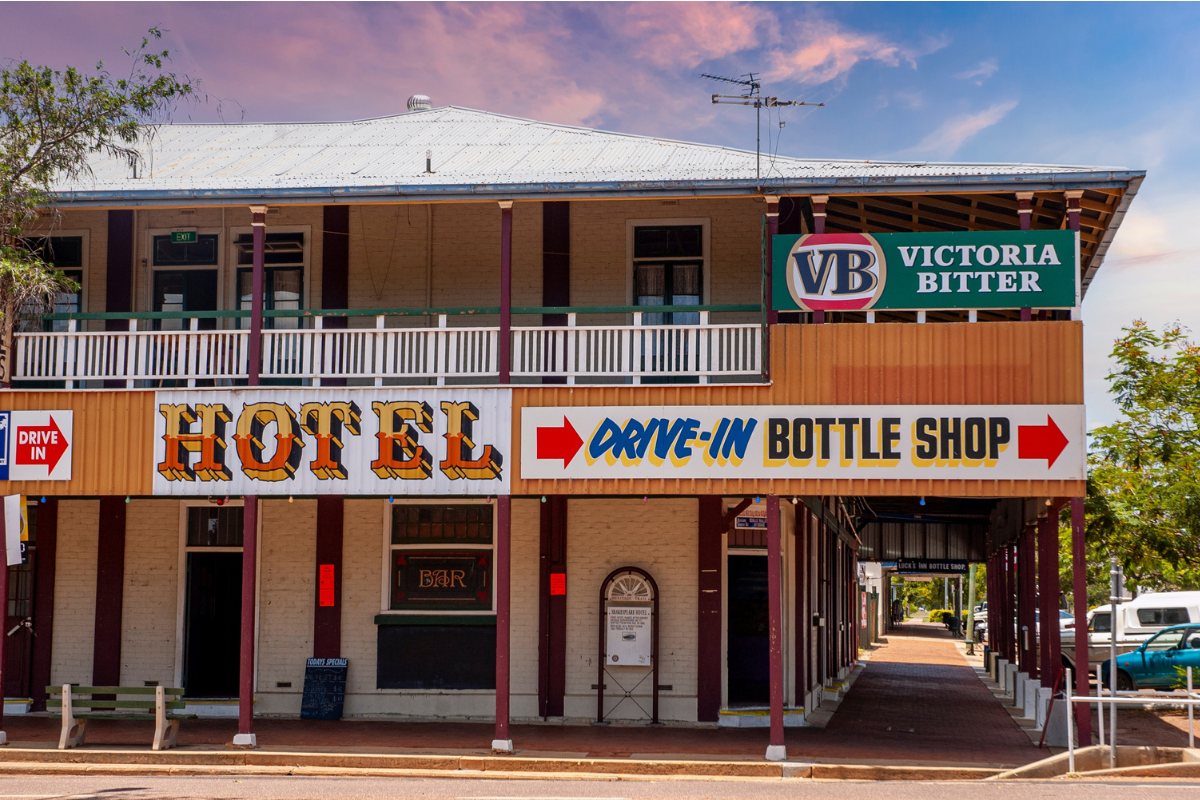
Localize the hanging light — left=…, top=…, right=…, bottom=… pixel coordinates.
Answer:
left=288, top=496, right=294, bottom=504
left=754, top=496, right=761, bottom=504
left=642, top=496, right=648, bottom=503
left=388, top=496, right=394, bottom=503
left=919, top=497, right=926, bottom=506
left=40, top=496, right=46, bottom=504
left=486, top=496, right=493, bottom=504
left=125, top=496, right=131, bottom=504
left=541, top=496, right=547, bottom=503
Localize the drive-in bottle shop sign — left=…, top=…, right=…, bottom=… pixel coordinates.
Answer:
left=772, top=231, right=1079, bottom=312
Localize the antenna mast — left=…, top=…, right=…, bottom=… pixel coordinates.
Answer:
left=701, top=72, right=824, bottom=183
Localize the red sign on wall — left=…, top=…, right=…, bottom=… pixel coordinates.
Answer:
left=319, top=563, right=335, bottom=607
left=550, top=572, right=566, bottom=596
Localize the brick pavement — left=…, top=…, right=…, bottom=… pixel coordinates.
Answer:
left=0, top=623, right=1041, bottom=767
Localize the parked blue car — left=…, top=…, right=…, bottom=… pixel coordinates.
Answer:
left=1103, top=624, right=1200, bottom=690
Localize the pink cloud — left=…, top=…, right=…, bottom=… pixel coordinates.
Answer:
left=619, top=2, right=773, bottom=69
left=766, top=19, right=906, bottom=85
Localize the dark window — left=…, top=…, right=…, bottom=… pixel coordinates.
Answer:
left=377, top=623, right=496, bottom=689
left=235, top=232, right=304, bottom=266
left=1137, top=607, right=1190, bottom=627
left=392, top=505, right=493, bottom=544
left=633, top=225, right=702, bottom=325
left=634, top=226, right=702, bottom=259
left=20, top=237, right=83, bottom=332
left=153, top=234, right=219, bottom=266
left=1089, top=613, right=1111, bottom=633
left=187, top=506, right=245, bottom=547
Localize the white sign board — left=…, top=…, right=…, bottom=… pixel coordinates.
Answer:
left=4, top=494, right=23, bottom=566
left=523, top=404, right=1085, bottom=481
left=606, top=606, right=652, bottom=666
left=153, top=389, right=510, bottom=496
left=0, top=410, right=73, bottom=482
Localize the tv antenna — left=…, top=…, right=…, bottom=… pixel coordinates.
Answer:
left=702, top=72, right=824, bottom=182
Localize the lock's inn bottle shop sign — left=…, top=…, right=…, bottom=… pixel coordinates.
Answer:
left=523, top=405, right=1085, bottom=481
left=772, top=231, right=1079, bottom=311
left=153, top=389, right=510, bottom=495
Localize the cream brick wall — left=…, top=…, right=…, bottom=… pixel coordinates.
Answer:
left=565, top=498, right=698, bottom=722
left=255, top=499, right=317, bottom=714
left=119, top=500, right=179, bottom=687
left=341, top=499, right=384, bottom=709
left=50, top=500, right=99, bottom=686
left=510, top=498, right=540, bottom=718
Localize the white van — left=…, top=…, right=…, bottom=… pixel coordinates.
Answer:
left=1061, top=591, right=1200, bottom=670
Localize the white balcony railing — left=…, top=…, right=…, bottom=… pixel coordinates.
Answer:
left=12, top=312, right=763, bottom=387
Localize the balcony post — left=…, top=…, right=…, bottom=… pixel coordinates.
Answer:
left=811, top=196, right=828, bottom=325
left=765, top=495, right=786, bottom=761
left=234, top=496, right=259, bottom=748
left=499, top=200, right=513, bottom=384
left=247, top=206, right=268, bottom=386
left=493, top=494, right=514, bottom=752
left=765, top=195, right=779, bottom=326
left=1018, top=193, right=1033, bottom=321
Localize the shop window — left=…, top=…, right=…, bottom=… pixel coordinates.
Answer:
left=186, top=506, right=245, bottom=547
left=633, top=225, right=702, bottom=325
left=389, top=505, right=492, bottom=610
left=236, top=232, right=304, bottom=330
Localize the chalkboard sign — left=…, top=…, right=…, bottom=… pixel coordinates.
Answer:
left=300, top=657, right=348, bottom=720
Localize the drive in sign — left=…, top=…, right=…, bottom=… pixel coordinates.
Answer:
left=772, top=231, right=1079, bottom=312
left=522, top=405, right=1084, bottom=481
left=0, top=410, right=73, bottom=481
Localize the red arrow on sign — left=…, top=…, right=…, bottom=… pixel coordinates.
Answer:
left=1017, top=415, right=1068, bottom=468
left=537, top=417, right=583, bottom=467
left=15, top=415, right=69, bottom=473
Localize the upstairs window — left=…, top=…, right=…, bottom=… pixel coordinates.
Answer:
left=633, top=225, right=703, bottom=325
left=236, top=232, right=304, bottom=330
left=21, top=236, right=84, bottom=332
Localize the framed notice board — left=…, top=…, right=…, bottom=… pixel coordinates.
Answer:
left=300, top=657, right=349, bottom=720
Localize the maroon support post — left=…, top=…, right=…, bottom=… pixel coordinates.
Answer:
left=697, top=497, right=724, bottom=722
left=30, top=498, right=58, bottom=712
left=0, top=506, right=7, bottom=741
left=765, top=495, right=786, bottom=761
left=247, top=206, right=267, bottom=387
left=314, top=496, right=343, bottom=659
left=1019, top=525, right=1038, bottom=678
left=1071, top=497, right=1092, bottom=741
left=1018, top=192, right=1033, bottom=321
left=765, top=196, right=779, bottom=326
left=498, top=201, right=513, bottom=384
left=234, top=497, right=258, bottom=747
left=493, top=495, right=513, bottom=752
left=1038, top=511, right=1062, bottom=688
left=812, top=195, right=827, bottom=325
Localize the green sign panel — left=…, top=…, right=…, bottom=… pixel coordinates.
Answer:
left=772, top=231, right=1079, bottom=311
left=170, top=230, right=197, bottom=244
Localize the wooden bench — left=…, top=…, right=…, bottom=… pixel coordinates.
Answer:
left=46, top=685, right=194, bottom=750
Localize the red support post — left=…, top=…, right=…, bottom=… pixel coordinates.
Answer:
left=1005, top=545, right=1017, bottom=662
left=234, top=496, right=258, bottom=747
left=498, top=201, right=513, bottom=385
left=247, top=206, right=266, bottom=386
left=1071, top=497, right=1092, bottom=742
left=493, top=495, right=513, bottom=752
left=1019, top=525, right=1038, bottom=678
left=765, top=495, right=786, bottom=761
left=0, top=505, right=8, bottom=742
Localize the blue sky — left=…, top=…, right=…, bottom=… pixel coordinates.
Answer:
left=2, top=2, right=1197, bottom=424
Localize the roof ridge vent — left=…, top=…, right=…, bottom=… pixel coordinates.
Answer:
left=407, top=94, right=432, bottom=112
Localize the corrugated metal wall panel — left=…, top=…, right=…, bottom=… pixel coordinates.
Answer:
left=0, top=390, right=155, bottom=496
left=514, top=321, right=1085, bottom=497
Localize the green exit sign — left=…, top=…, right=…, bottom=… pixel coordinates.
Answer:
left=170, top=230, right=197, bottom=244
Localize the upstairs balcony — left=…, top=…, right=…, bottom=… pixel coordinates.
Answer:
left=11, top=304, right=764, bottom=388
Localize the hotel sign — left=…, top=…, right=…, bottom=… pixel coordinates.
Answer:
left=523, top=404, right=1085, bottom=481
left=772, top=231, right=1079, bottom=312
left=153, top=389, right=509, bottom=496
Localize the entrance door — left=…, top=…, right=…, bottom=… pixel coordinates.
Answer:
left=153, top=270, right=218, bottom=330
left=3, top=557, right=34, bottom=697
left=183, top=552, right=242, bottom=698
left=727, top=554, right=769, bottom=705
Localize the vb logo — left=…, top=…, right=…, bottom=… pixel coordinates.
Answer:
left=785, top=233, right=886, bottom=311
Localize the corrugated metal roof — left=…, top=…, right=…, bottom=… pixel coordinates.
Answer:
left=51, top=106, right=1143, bottom=204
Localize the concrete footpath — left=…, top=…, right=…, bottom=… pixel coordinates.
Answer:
left=0, top=623, right=1041, bottom=781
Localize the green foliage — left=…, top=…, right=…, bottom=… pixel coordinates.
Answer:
left=928, top=609, right=951, bottom=625
left=1088, top=322, right=1200, bottom=592
left=0, top=29, right=193, bottom=351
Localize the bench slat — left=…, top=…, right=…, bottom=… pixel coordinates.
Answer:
left=58, top=713, right=198, bottom=720
left=45, top=686, right=185, bottom=696
left=46, top=700, right=185, bottom=710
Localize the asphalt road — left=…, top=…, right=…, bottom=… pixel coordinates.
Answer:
left=3, top=776, right=1200, bottom=799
